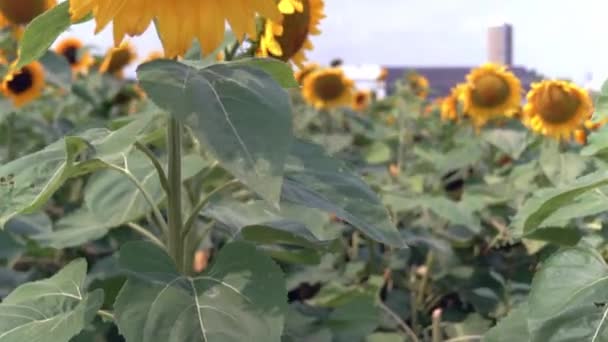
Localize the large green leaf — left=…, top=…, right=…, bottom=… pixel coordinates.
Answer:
left=539, top=139, right=588, bottom=186
left=282, top=140, right=404, bottom=248
left=114, top=241, right=288, bottom=341
left=137, top=59, right=293, bottom=206
left=85, top=151, right=206, bottom=228
left=0, top=115, right=157, bottom=228
left=484, top=303, right=530, bottom=342
left=527, top=248, right=608, bottom=341
left=31, top=207, right=108, bottom=249
left=204, top=199, right=338, bottom=249
left=229, top=58, right=298, bottom=88
left=511, top=171, right=608, bottom=236
left=483, top=128, right=532, bottom=160
left=15, top=2, right=74, bottom=68
left=0, top=259, right=104, bottom=342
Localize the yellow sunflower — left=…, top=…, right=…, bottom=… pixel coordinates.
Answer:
left=69, top=0, right=281, bottom=58
left=406, top=73, right=430, bottom=99
left=55, top=37, right=94, bottom=74
left=295, top=63, right=319, bottom=84
left=2, top=61, right=45, bottom=107
left=258, top=0, right=325, bottom=67
left=302, top=67, right=354, bottom=110
left=352, top=90, right=371, bottom=111
left=522, top=80, right=593, bottom=140
left=441, top=83, right=466, bottom=122
left=0, top=0, right=55, bottom=25
left=461, top=63, right=522, bottom=127
left=99, top=41, right=137, bottom=77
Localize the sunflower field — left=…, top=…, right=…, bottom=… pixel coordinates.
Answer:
left=0, top=1, right=607, bottom=342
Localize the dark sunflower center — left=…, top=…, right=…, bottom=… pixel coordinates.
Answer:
left=313, top=74, right=345, bottom=101
left=7, top=67, right=34, bottom=94
left=272, top=0, right=311, bottom=61
left=537, top=85, right=581, bottom=124
left=0, top=0, right=48, bottom=25
left=471, top=74, right=510, bottom=107
left=355, top=93, right=367, bottom=105
left=62, top=46, right=79, bottom=65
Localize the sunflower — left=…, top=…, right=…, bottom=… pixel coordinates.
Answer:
left=295, top=63, right=319, bottom=84
left=441, top=83, right=466, bottom=122
left=523, top=80, right=593, bottom=140
left=302, top=67, right=354, bottom=110
left=406, top=73, right=429, bottom=99
left=0, top=0, right=55, bottom=25
left=461, top=63, right=522, bottom=127
left=2, top=61, right=45, bottom=107
left=352, top=90, right=371, bottom=111
left=99, top=41, right=137, bottom=77
left=55, top=37, right=94, bottom=74
left=69, top=0, right=280, bottom=58
left=258, top=0, right=325, bottom=67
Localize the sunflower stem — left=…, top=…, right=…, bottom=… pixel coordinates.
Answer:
left=167, top=117, right=185, bottom=273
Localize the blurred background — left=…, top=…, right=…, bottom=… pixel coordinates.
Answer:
left=60, top=0, right=606, bottom=90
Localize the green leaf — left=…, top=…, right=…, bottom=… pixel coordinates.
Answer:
left=282, top=140, right=404, bottom=248
left=484, top=303, right=530, bottom=342
left=540, top=139, right=588, bottom=186
left=137, top=59, right=293, bottom=206
left=593, top=79, right=608, bottom=121
left=204, top=199, right=338, bottom=249
left=0, top=259, right=104, bottom=342
left=581, top=127, right=608, bottom=156
left=0, top=115, right=158, bottom=228
left=365, top=333, right=405, bottom=342
left=363, top=141, right=392, bottom=164
left=229, top=58, right=298, bottom=88
left=30, top=207, right=108, bottom=249
left=85, top=151, right=206, bottom=228
left=483, top=128, right=532, bottom=159
left=115, top=241, right=288, bottom=342
left=413, top=140, right=482, bottom=173
left=327, top=295, right=379, bottom=342
left=39, top=51, right=72, bottom=89
left=512, top=171, right=608, bottom=236
left=527, top=248, right=608, bottom=341
left=15, top=2, right=73, bottom=68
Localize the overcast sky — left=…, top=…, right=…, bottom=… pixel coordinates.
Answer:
left=64, top=0, right=608, bottom=87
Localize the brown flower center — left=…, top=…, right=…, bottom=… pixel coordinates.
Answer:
left=355, top=93, right=367, bottom=106
left=536, top=84, right=581, bottom=124
left=471, top=73, right=510, bottom=108
left=62, top=46, right=79, bottom=65
left=7, top=67, right=34, bottom=94
left=0, top=0, right=49, bottom=25
left=313, top=73, right=345, bottom=101
left=272, top=0, right=311, bottom=61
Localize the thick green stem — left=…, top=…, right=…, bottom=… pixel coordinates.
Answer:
left=167, top=118, right=184, bottom=273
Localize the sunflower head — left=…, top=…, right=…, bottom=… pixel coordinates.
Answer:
left=258, top=0, right=325, bottom=67
left=0, top=0, right=55, bottom=25
left=404, top=72, right=429, bottom=99
left=302, top=67, right=354, bottom=110
left=352, top=90, right=371, bottom=112
left=461, top=63, right=522, bottom=127
left=99, top=41, right=137, bottom=77
left=523, top=80, right=593, bottom=140
left=440, top=83, right=466, bottom=122
left=2, top=61, right=45, bottom=107
left=295, top=63, right=319, bottom=84
left=55, top=37, right=94, bottom=74
left=574, top=129, right=587, bottom=145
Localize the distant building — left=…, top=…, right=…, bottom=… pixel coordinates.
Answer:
left=488, top=24, right=513, bottom=66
